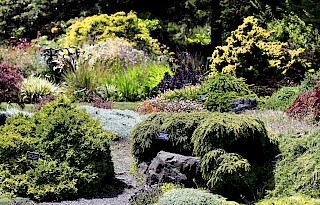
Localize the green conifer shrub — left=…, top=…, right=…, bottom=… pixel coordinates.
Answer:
left=269, top=130, right=320, bottom=198
left=203, top=74, right=256, bottom=112
left=131, top=112, right=211, bottom=163
left=209, top=16, right=309, bottom=88
left=0, top=97, right=114, bottom=201
left=64, top=11, right=161, bottom=53
left=192, top=113, right=279, bottom=202
left=263, top=86, right=300, bottom=111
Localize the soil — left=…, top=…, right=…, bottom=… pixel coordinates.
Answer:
left=38, top=138, right=142, bottom=205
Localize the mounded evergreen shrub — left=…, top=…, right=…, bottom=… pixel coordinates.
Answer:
left=192, top=113, right=279, bottom=202
left=131, top=112, right=279, bottom=202
left=264, top=86, right=300, bottom=111
left=158, top=188, right=233, bottom=205
left=64, top=11, right=161, bottom=53
left=270, top=130, right=320, bottom=198
left=0, top=97, right=114, bottom=201
left=131, top=112, right=211, bottom=163
left=209, top=16, right=309, bottom=87
left=203, top=73, right=256, bottom=112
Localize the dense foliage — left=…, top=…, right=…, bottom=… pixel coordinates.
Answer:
left=269, top=130, right=320, bottom=198
left=0, top=97, right=114, bottom=201
left=264, top=86, right=300, bottom=111
left=286, top=81, right=320, bottom=121
left=131, top=111, right=279, bottom=202
left=192, top=113, right=278, bottom=201
left=64, top=11, right=161, bottom=53
left=203, top=74, right=256, bottom=112
left=209, top=16, right=309, bottom=89
left=0, top=63, right=23, bottom=103
left=158, top=188, right=232, bottom=205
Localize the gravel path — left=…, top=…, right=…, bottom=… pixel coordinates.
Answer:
left=38, top=139, right=141, bottom=205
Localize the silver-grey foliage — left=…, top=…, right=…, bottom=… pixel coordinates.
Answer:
left=78, top=105, right=145, bottom=138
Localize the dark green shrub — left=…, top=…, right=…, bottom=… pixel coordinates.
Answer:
left=158, top=188, right=231, bottom=205
left=131, top=112, right=211, bottom=163
left=298, top=70, right=320, bottom=92
left=203, top=74, right=256, bottom=112
left=131, top=112, right=171, bottom=163
left=192, top=113, right=279, bottom=202
left=264, top=86, right=300, bottom=111
left=0, top=97, right=114, bottom=201
left=269, top=130, right=320, bottom=198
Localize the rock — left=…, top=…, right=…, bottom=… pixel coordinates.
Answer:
left=145, top=151, right=201, bottom=187
left=0, top=112, right=9, bottom=126
left=230, top=98, right=257, bottom=114
left=138, top=162, right=149, bottom=175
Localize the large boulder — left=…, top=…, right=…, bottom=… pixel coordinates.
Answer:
left=146, top=151, right=202, bottom=187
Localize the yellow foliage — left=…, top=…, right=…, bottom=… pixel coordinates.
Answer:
left=209, top=16, right=310, bottom=83
left=64, top=11, right=161, bottom=53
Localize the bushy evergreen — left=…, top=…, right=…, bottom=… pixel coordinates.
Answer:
left=0, top=97, right=114, bottom=201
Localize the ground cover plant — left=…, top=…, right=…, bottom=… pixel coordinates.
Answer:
left=79, top=105, right=145, bottom=138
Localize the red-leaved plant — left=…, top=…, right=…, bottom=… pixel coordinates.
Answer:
left=0, top=63, right=23, bottom=103
left=287, top=78, right=320, bottom=121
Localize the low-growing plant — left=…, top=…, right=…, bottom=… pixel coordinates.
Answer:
left=20, top=75, right=58, bottom=103
left=0, top=97, right=114, bottom=201
left=0, top=63, right=23, bottom=103
left=286, top=81, right=320, bottom=121
left=158, top=188, right=232, bottom=205
left=134, top=97, right=206, bottom=114
left=129, top=183, right=180, bottom=205
left=131, top=112, right=212, bottom=163
left=159, top=84, right=203, bottom=102
left=268, top=129, right=320, bottom=198
left=79, top=105, right=144, bottom=138
left=203, top=73, right=256, bottom=112
left=263, top=86, right=300, bottom=111
left=257, top=194, right=320, bottom=205
left=298, top=69, right=320, bottom=92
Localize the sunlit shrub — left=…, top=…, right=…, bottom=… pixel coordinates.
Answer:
left=0, top=97, right=114, bottom=201
left=64, top=11, right=161, bottom=53
left=20, top=75, right=58, bottom=103
left=209, top=16, right=310, bottom=87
